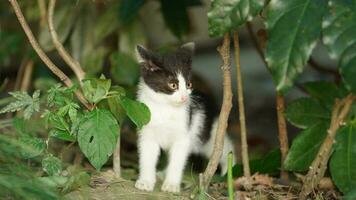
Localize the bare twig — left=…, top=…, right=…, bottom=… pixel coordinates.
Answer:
left=247, top=23, right=289, bottom=180
left=48, top=0, right=86, bottom=83
left=276, top=94, right=289, bottom=180
left=299, top=94, right=355, bottom=199
left=113, top=134, right=121, bottom=178
left=233, top=31, right=250, bottom=177
left=8, top=0, right=92, bottom=110
left=200, top=33, right=233, bottom=191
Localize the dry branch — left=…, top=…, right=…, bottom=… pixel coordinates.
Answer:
left=299, top=94, right=355, bottom=199
left=48, top=0, right=86, bottom=83
left=233, top=31, right=250, bottom=177
left=8, top=0, right=92, bottom=110
left=200, top=33, right=233, bottom=191
left=246, top=23, right=289, bottom=180
left=37, top=0, right=47, bottom=28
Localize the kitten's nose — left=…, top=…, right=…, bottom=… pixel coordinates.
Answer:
left=181, top=95, right=188, bottom=102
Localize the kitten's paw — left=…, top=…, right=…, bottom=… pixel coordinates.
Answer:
left=161, top=181, right=180, bottom=193
left=135, top=179, right=155, bottom=191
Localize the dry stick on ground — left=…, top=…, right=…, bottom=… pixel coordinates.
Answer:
left=48, top=0, right=86, bottom=83
left=200, top=33, right=233, bottom=191
left=299, top=94, right=355, bottom=199
left=233, top=31, right=250, bottom=177
left=8, top=0, right=92, bottom=110
left=246, top=22, right=289, bottom=180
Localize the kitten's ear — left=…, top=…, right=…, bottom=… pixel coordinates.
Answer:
left=136, top=45, right=161, bottom=71
left=180, top=42, right=195, bottom=55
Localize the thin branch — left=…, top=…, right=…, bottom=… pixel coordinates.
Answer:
left=48, top=0, right=86, bottom=83
left=233, top=31, right=250, bottom=177
left=20, top=60, right=34, bottom=91
left=200, top=33, right=233, bottom=191
left=37, top=0, right=46, bottom=28
left=276, top=94, right=289, bottom=180
left=247, top=22, right=289, bottom=180
left=299, top=94, right=355, bottom=199
left=8, top=0, right=92, bottom=110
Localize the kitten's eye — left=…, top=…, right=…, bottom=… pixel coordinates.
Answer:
left=187, top=82, right=193, bottom=89
left=168, top=83, right=178, bottom=90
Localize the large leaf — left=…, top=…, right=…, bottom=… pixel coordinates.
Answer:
left=118, top=0, right=145, bottom=26
left=303, top=81, right=343, bottom=107
left=119, top=97, right=150, bottom=129
left=208, top=0, right=265, bottom=37
left=110, top=52, right=140, bottom=86
left=330, top=123, right=356, bottom=194
left=322, top=1, right=356, bottom=92
left=160, top=0, right=190, bottom=39
left=77, top=109, right=119, bottom=170
left=0, top=90, right=40, bottom=119
left=94, top=3, right=120, bottom=44
left=19, top=136, right=46, bottom=159
left=265, top=0, right=327, bottom=93
left=285, top=98, right=330, bottom=129
left=284, top=123, right=328, bottom=171
left=42, top=155, right=62, bottom=176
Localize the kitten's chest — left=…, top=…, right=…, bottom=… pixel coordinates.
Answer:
left=148, top=103, right=188, bottom=127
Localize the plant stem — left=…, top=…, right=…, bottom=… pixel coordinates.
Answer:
left=20, top=60, right=34, bottom=91
left=299, top=94, right=355, bottom=199
left=247, top=23, right=289, bottom=179
left=37, top=0, right=46, bottom=28
left=48, top=0, right=86, bottom=84
left=8, top=0, right=92, bottom=110
left=227, top=152, right=234, bottom=200
left=233, top=31, right=250, bottom=177
left=200, top=33, right=233, bottom=191
left=113, top=133, right=121, bottom=178
left=276, top=94, right=289, bottom=180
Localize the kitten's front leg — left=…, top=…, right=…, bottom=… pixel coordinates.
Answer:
left=135, top=135, right=160, bottom=191
left=161, top=139, right=190, bottom=193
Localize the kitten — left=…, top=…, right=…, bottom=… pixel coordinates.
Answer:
left=135, top=42, right=235, bottom=193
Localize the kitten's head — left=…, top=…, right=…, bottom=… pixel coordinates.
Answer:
left=136, top=43, right=195, bottom=106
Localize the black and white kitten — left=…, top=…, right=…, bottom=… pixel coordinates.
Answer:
left=135, top=43, right=235, bottom=193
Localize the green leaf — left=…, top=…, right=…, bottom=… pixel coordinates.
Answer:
left=322, top=1, right=356, bottom=92
left=42, top=155, right=62, bottom=176
left=344, top=189, right=356, bottom=200
left=119, top=20, right=147, bottom=57
left=231, top=149, right=281, bottom=178
left=94, top=3, right=120, bottom=44
left=208, top=0, right=265, bottom=37
left=160, top=0, right=189, bottom=39
left=49, top=129, right=76, bottom=142
left=285, top=98, right=330, bottom=129
left=77, top=109, right=119, bottom=170
left=0, top=90, right=40, bottom=119
left=108, top=96, right=126, bottom=125
left=119, top=97, right=150, bottom=129
left=303, top=81, right=342, bottom=106
left=284, top=123, right=328, bottom=171
left=82, top=47, right=107, bottom=76
left=19, top=136, right=46, bottom=159
left=118, top=0, right=145, bottom=26
left=110, top=52, right=140, bottom=86
left=82, top=78, right=111, bottom=104
left=330, top=124, right=356, bottom=194
left=265, top=0, right=327, bottom=93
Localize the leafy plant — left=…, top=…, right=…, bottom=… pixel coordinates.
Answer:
left=0, top=90, right=40, bottom=119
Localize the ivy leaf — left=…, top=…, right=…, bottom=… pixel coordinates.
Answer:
left=77, top=109, right=119, bottom=170
left=110, top=52, right=140, bottom=86
left=330, top=123, right=356, bottom=194
left=0, top=90, right=40, bottom=120
left=82, top=78, right=111, bottom=104
left=265, top=0, right=327, bottom=93
left=284, top=123, right=328, bottom=171
left=119, top=97, right=150, bottom=129
left=160, top=0, right=189, bottom=39
left=49, top=129, right=76, bottom=142
left=208, top=0, right=265, bottom=37
left=322, top=1, right=356, bottom=92
left=19, top=136, right=46, bottom=159
left=285, top=98, right=330, bottom=129
left=42, top=154, right=62, bottom=176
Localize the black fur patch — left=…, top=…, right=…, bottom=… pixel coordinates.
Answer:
left=137, top=45, right=193, bottom=94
